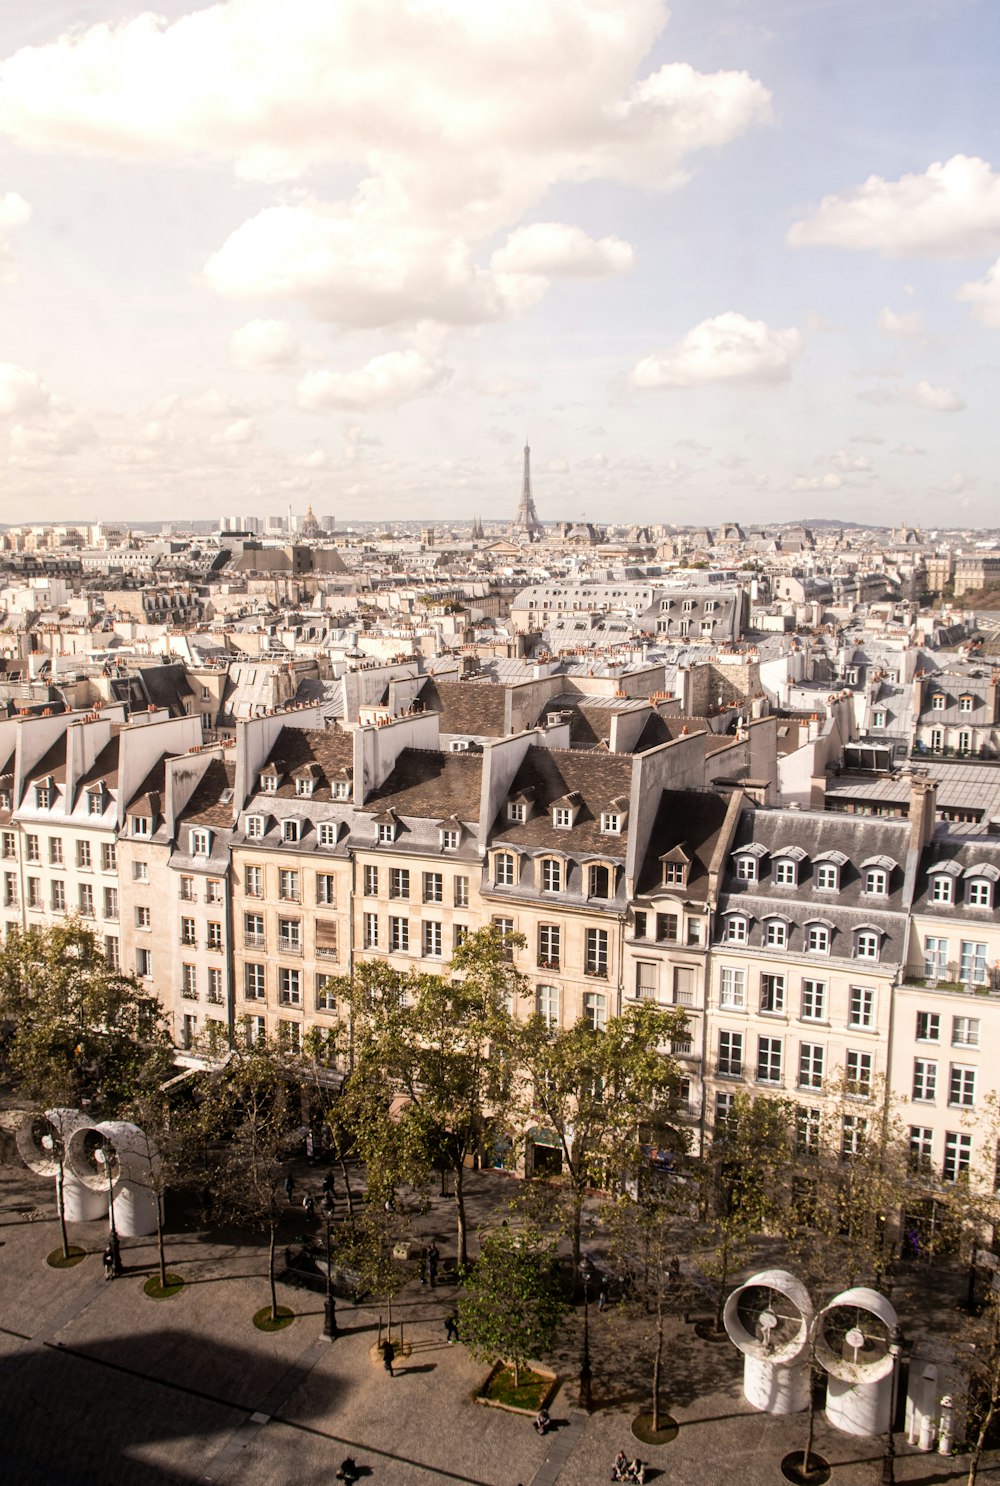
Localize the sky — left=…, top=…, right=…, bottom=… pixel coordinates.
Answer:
left=0, top=0, right=998, bottom=530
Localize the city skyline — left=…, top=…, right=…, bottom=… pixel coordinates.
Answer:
left=0, top=0, right=998, bottom=527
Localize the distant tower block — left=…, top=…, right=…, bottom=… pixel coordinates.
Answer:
left=511, top=442, right=544, bottom=541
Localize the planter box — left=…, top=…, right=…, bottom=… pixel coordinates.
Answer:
left=475, top=1361, right=559, bottom=1415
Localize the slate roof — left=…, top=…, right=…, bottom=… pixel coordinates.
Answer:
left=259, top=726, right=354, bottom=800
left=182, top=758, right=238, bottom=829
left=418, top=678, right=508, bottom=738
left=488, top=746, right=633, bottom=855
left=77, top=734, right=122, bottom=792
left=635, top=789, right=732, bottom=900
left=22, top=735, right=68, bottom=788
left=361, top=748, right=484, bottom=822
left=912, top=836, right=1000, bottom=917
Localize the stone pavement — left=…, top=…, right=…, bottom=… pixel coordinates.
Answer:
left=2, top=1160, right=1000, bottom=1486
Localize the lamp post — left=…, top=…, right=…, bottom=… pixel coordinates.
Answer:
left=97, top=1140, right=122, bottom=1276
left=578, top=1258, right=594, bottom=1413
left=881, top=1326, right=903, bottom=1485
left=323, top=1196, right=337, bottom=1340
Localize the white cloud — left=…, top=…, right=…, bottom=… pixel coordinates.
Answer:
left=904, top=379, right=965, bottom=413
left=216, top=417, right=255, bottom=444
left=957, top=256, right=1000, bottom=328
left=296, top=350, right=450, bottom=411
left=294, top=448, right=327, bottom=468
left=892, top=442, right=926, bottom=455
left=850, top=433, right=884, bottom=445
left=830, top=450, right=873, bottom=473
left=0, top=362, right=51, bottom=418
left=877, top=306, right=926, bottom=341
left=230, top=318, right=301, bottom=369
left=9, top=416, right=95, bottom=459
left=0, top=190, right=29, bottom=280
left=788, top=155, right=1000, bottom=259
left=631, top=312, right=802, bottom=388
left=792, top=472, right=842, bottom=492
left=490, top=223, right=633, bottom=279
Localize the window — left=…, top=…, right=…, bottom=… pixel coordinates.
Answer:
left=930, top=728, right=944, bottom=752
left=585, top=927, right=609, bottom=978
left=815, top=864, right=838, bottom=891
left=131, top=816, right=151, bottom=838
left=774, top=859, right=797, bottom=886
left=583, top=991, right=607, bottom=1031
left=132, top=861, right=148, bottom=882
left=552, top=807, right=572, bottom=829
left=949, top=1066, right=976, bottom=1108
left=423, top=872, right=443, bottom=904
left=316, top=974, right=336, bottom=1011
left=245, top=963, right=265, bottom=1000
left=656, top=913, right=679, bottom=942
left=923, top=937, right=949, bottom=980
left=720, top=967, right=746, bottom=1009
left=453, top=924, right=469, bottom=950
left=181, top=916, right=196, bottom=946
left=863, top=869, right=887, bottom=896
left=190, top=829, right=210, bottom=855
left=245, top=815, right=264, bottom=840
left=538, top=924, right=560, bottom=968
left=661, top=862, right=686, bottom=887
left=635, top=962, right=658, bottom=1000
left=632, top=911, right=648, bottom=940
left=280, top=820, right=300, bottom=844
left=439, top=827, right=460, bottom=852
left=1, top=873, right=15, bottom=908
left=26, top=877, right=40, bottom=909
left=849, top=986, right=875, bottom=1029
left=260, top=771, right=279, bottom=792
left=735, top=855, right=757, bottom=882
left=207, top=921, right=222, bottom=950
left=179, top=875, right=195, bottom=902
left=715, top=1091, right=735, bottom=1129
left=872, top=710, right=887, bottom=729
left=182, top=964, right=198, bottom=999
left=101, top=841, right=116, bottom=872
left=49, top=837, right=63, bottom=865
left=588, top=864, right=611, bottom=899
left=377, top=822, right=396, bottom=844
left=799, top=1042, right=824, bottom=1090
left=930, top=874, right=953, bottom=905
left=909, top=1127, right=933, bottom=1173
left=507, top=802, right=526, bottom=823
left=295, top=776, right=314, bottom=797
left=279, top=869, right=299, bottom=901
left=1, top=831, right=15, bottom=859
left=35, top=785, right=51, bottom=810
left=806, top=924, right=830, bottom=954
left=77, top=840, right=92, bottom=869
left=765, top=919, right=787, bottom=948
left=454, top=876, right=469, bottom=908
left=841, top=1114, right=867, bottom=1160
left=757, top=1036, right=782, bottom=1084
left=492, top=916, right=514, bottom=960
left=278, top=919, right=301, bottom=953
left=389, top=916, right=409, bottom=953
left=801, top=980, right=826, bottom=1021
left=916, top=1010, right=940, bottom=1042
left=78, top=883, right=94, bottom=918
left=943, top=1131, right=972, bottom=1182
left=761, top=973, right=786, bottom=1014
left=363, top=912, right=379, bottom=949
left=423, top=920, right=443, bottom=957
left=855, top=930, right=879, bottom=961
left=967, top=879, right=993, bottom=908
left=25, top=835, right=39, bottom=863
left=797, top=1107, right=821, bottom=1157
left=673, top=965, right=695, bottom=1005
left=279, top=967, right=302, bottom=1006
left=245, top=1015, right=266, bottom=1046
left=718, top=1030, right=744, bottom=1077
left=600, top=812, right=621, bottom=834
left=363, top=865, right=379, bottom=896
left=725, top=915, right=748, bottom=944
left=317, top=822, right=338, bottom=848
left=845, top=1049, right=873, bottom=1098
left=135, top=904, right=151, bottom=929
left=960, top=940, right=987, bottom=985
left=244, top=866, right=263, bottom=899
left=541, top=858, right=562, bottom=893
left=104, top=936, right=119, bottom=969
left=87, top=791, right=104, bottom=816
left=953, top=1015, right=980, bottom=1047
left=959, top=695, right=974, bottom=713
left=244, top=912, right=265, bottom=947
left=136, top=947, right=152, bottom=978
left=389, top=868, right=409, bottom=900
left=931, top=693, right=946, bottom=711
left=537, top=984, right=559, bottom=1027
left=912, top=1059, right=937, bottom=1102
left=316, top=874, right=336, bottom=906
left=206, top=879, right=222, bottom=903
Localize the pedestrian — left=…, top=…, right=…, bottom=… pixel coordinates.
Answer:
left=321, top=1171, right=335, bottom=1199
left=303, top=1194, right=315, bottom=1220
left=598, top=1275, right=609, bottom=1311
left=103, top=1243, right=115, bottom=1281
left=283, top=1174, right=294, bottom=1203
left=382, top=1337, right=395, bottom=1377
left=427, top=1241, right=439, bottom=1288
left=419, top=1245, right=428, bottom=1285
left=445, top=1313, right=459, bottom=1344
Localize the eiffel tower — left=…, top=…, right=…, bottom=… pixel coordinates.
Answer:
left=510, top=441, right=543, bottom=541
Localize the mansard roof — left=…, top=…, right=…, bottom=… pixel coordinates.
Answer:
left=488, top=746, right=633, bottom=854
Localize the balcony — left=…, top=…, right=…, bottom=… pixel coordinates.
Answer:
left=244, top=932, right=266, bottom=949
left=278, top=938, right=302, bottom=956
left=905, top=966, right=1000, bottom=995
left=316, top=945, right=339, bottom=958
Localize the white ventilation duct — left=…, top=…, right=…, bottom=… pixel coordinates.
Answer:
left=17, top=1109, right=108, bottom=1221
left=67, top=1120, right=160, bottom=1237
left=815, top=1287, right=898, bottom=1436
left=724, top=1269, right=814, bottom=1414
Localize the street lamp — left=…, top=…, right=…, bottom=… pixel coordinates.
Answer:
left=323, top=1196, right=337, bottom=1340
left=578, top=1258, right=594, bottom=1413
left=95, top=1139, right=122, bottom=1276
left=881, top=1325, right=903, bottom=1485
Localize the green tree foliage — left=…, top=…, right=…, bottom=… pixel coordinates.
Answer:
left=458, top=1224, right=566, bottom=1387
left=518, top=1001, right=687, bottom=1267
left=124, top=1085, right=202, bottom=1289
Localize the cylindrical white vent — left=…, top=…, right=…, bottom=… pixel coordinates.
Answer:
left=816, top=1287, right=898, bottom=1437
left=724, top=1270, right=814, bottom=1416
left=16, top=1109, right=109, bottom=1220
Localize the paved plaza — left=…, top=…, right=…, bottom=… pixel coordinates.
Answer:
left=2, top=1161, right=999, bottom=1486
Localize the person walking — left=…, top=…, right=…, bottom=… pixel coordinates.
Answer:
left=427, top=1241, right=439, bottom=1288
left=598, top=1276, right=609, bottom=1312
left=303, top=1193, right=316, bottom=1220
left=283, top=1174, right=295, bottom=1203
left=445, top=1313, right=459, bottom=1344
left=321, top=1172, right=335, bottom=1200
left=382, top=1338, right=396, bottom=1377
left=103, top=1243, right=115, bottom=1281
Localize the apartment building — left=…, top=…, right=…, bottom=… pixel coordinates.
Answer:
left=913, top=669, right=1000, bottom=759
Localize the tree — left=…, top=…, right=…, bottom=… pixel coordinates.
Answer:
left=198, top=1040, right=302, bottom=1322
left=343, top=926, right=527, bottom=1264
left=124, top=1086, right=201, bottom=1291
left=458, top=1223, right=566, bottom=1387
left=518, top=1002, right=688, bottom=1269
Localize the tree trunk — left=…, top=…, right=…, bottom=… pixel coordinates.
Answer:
left=156, top=1195, right=168, bottom=1289
left=268, top=1223, right=278, bottom=1322
left=803, top=1361, right=817, bottom=1477
left=513, top=1356, right=520, bottom=1388
left=652, top=1296, right=664, bottom=1432
left=570, top=1194, right=583, bottom=1273
left=454, top=1160, right=467, bottom=1267
left=968, top=1343, right=1000, bottom=1486
left=339, top=1155, right=355, bottom=1220
left=56, top=1160, right=70, bottom=1261
left=714, top=1240, right=730, bottom=1333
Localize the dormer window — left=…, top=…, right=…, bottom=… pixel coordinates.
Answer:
left=259, top=771, right=279, bottom=793
left=589, top=864, right=611, bottom=899
left=725, top=914, right=749, bottom=944
left=35, top=784, right=51, bottom=809
left=87, top=788, right=104, bottom=816
left=806, top=922, right=831, bottom=954
left=540, top=858, right=562, bottom=893
left=959, top=695, right=974, bottom=713
left=855, top=928, right=880, bottom=960
left=190, top=828, right=211, bottom=855
left=333, top=780, right=351, bottom=800
left=440, top=828, right=460, bottom=851
left=131, top=815, right=151, bottom=838
left=815, top=864, right=839, bottom=892
left=295, top=777, right=314, bottom=797
left=317, top=822, right=338, bottom=848
left=281, top=819, right=302, bottom=843
left=601, top=812, right=621, bottom=835
left=494, top=851, right=515, bottom=886
left=863, top=868, right=888, bottom=897
left=245, top=814, right=264, bottom=840
left=931, top=693, right=946, bottom=711
left=774, top=859, right=797, bottom=887
left=507, top=802, right=526, bottom=823
left=662, top=862, right=686, bottom=887
left=764, top=917, right=788, bottom=948
left=553, top=807, right=573, bottom=829
left=872, top=710, right=887, bottom=729
left=930, top=873, right=953, bottom=905
left=378, top=822, right=396, bottom=844
left=735, top=855, right=757, bottom=883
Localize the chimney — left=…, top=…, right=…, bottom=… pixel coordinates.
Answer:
left=909, top=774, right=938, bottom=852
